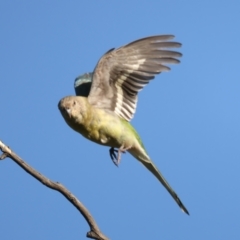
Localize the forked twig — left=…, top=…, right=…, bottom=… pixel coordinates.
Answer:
left=0, top=140, right=109, bottom=240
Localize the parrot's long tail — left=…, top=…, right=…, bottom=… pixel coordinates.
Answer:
left=131, top=150, right=189, bottom=215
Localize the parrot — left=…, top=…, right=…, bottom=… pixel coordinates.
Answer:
left=58, top=35, right=189, bottom=215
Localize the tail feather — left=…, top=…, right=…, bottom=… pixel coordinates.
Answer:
left=133, top=153, right=189, bottom=215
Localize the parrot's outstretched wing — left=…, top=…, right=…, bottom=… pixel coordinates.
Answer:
left=74, top=72, right=93, bottom=97
left=88, top=35, right=182, bottom=121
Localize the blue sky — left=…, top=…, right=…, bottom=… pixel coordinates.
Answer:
left=1, top=1, right=240, bottom=239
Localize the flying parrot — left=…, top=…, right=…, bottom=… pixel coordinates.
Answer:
left=59, top=35, right=189, bottom=215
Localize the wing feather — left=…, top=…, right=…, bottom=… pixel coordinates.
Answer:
left=88, top=35, right=182, bottom=121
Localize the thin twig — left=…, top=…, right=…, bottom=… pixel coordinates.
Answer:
left=0, top=140, right=109, bottom=240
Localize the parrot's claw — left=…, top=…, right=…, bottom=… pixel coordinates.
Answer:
left=109, top=147, right=122, bottom=166
left=109, top=147, right=118, bottom=165
left=109, top=145, right=131, bottom=167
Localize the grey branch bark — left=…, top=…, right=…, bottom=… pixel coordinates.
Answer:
left=0, top=140, right=109, bottom=240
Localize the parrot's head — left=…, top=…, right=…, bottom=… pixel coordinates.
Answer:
left=58, top=96, right=89, bottom=128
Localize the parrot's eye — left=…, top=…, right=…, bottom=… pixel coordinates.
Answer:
left=73, top=100, right=76, bottom=106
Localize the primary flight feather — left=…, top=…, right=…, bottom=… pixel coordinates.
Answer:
left=58, top=35, right=189, bottom=215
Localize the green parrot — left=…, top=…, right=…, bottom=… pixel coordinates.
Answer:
left=59, top=35, right=189, bottom=215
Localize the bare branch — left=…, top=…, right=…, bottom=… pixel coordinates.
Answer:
left=0, top=140, right=109, bottom=240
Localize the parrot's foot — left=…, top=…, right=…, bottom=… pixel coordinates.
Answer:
left=109, top=147, right=125, bottom=167
left=109, top=147, right=117, bottom=164
left=109, top=145, right=131, bottom=167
